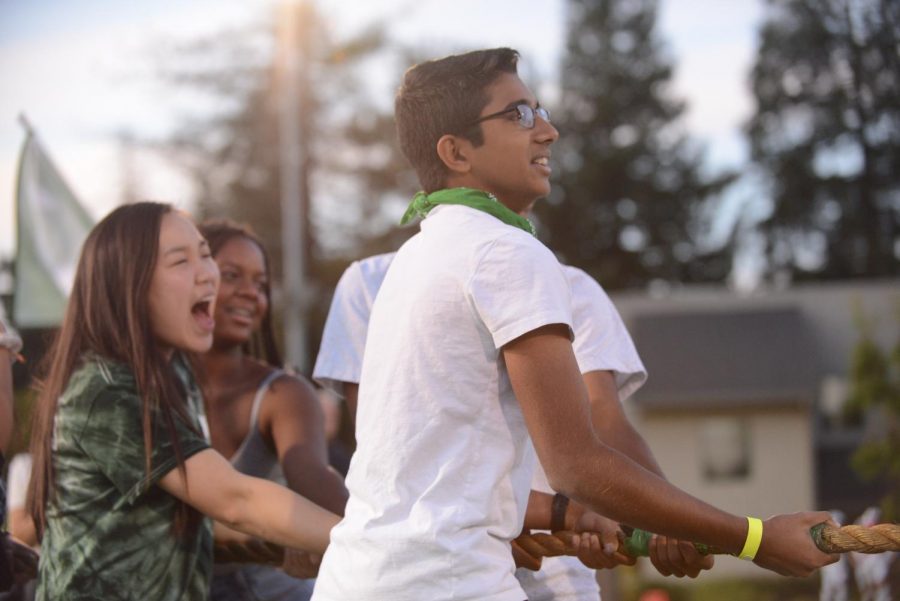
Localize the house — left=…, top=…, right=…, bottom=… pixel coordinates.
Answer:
left=609, top=278, right=899, bottom=580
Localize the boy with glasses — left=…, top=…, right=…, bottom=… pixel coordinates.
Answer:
left=311, top=48, right=836, bottom=601
left=314, top=249, right=718, bottom=599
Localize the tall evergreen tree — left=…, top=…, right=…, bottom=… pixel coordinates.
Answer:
left=146, top=4, right=418, bottom=359
left=747, top=0, right=900, bottom=281
left=845, top=309, right=900, bottom=520
left=537, top=0, right=734, bottom=290
left=150, top=9, right=417, bottom=276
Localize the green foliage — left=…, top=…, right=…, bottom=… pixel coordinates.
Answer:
left=746, top=0, right=900, bottom=281
left=851, top=440, right=890, bottom=479
left=891, top=333, right=900, bottom=414
left=150, top=7, right=417, bottom=270
left=846, top=305, right=900, bottom=520
left=536, top=0, right=736, bottom=290
left=669, top=578, right=819, bottom=601
left=9, top=385, right=36, bottom=457
left=620, top=568, right=820, bottom=601
left=845, top=337, right=891, bottom=412
left=145, top=3, right=420, bottom=359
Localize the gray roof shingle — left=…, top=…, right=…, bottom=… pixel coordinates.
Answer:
left=631, top=308, right=819, bottom=410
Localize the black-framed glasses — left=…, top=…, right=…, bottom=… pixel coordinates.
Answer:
left=469, top=104, right=551, bottom=129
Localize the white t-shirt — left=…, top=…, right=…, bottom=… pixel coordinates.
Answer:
left=516, top=267, right=645, bottom=601
left=313, top=252, right=395, bottom=397
left=6, top=452, right=32, bottom=511
left=314, top=250, right=647, bottom=601
left=311, top=205, right=573, bottom=601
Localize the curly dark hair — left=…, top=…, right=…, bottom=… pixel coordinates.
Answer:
left=198, top=219, right=282, bottom=368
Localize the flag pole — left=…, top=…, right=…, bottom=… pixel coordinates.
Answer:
left=278, top=0, right=309, bottom=372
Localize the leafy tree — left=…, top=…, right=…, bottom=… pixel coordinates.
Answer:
left=145, top=4, right=418, bottom=361
left=846, top=305, right=900, bottom=520
left=536, top=0, right=735, bottom=290
left=746, top=0, right=900, bottom=281
left=151, top=8, right=416, bottom=267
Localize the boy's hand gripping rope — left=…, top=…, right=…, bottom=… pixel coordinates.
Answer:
left=512, top=522, right=900, bottom=559
left=213, top=522, right=900, bottom=566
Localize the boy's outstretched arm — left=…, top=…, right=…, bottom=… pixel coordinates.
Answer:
left=503, top=324, right=837, bottom=577
left=584, top=369, right=712, bottom=578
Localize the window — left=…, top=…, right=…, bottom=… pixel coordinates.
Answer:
left=700, top=417, right=751, bottom=481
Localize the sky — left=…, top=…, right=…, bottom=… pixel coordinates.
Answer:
left=0, top=0, right=764, bottom=262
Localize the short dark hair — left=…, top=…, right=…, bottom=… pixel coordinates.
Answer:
left=395, top=48, right=520, bottom=192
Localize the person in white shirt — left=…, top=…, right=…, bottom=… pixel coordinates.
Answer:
left=818, top=510, right=849, bottom=601
left=1, top=304, right=39, bottom=594
left=6, top=453, right=38, bottom=550
left=0, top=303, right=22, bottom=456
left=314, top=252, right=712, bottom=600
left=851, top=507, right=895, bottom=601
left=310, top=47, right=837, bottom=601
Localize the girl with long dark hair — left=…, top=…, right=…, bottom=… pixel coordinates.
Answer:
left=28, top=202, right=338, bottom=601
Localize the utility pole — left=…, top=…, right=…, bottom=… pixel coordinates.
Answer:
left=278, top=0, right=309, bottom=371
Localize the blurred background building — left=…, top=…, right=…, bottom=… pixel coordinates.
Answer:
left=614, top=279, right=898, bottom=582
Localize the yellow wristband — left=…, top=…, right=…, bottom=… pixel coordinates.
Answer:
left=737, top=516, right=763, bottom=560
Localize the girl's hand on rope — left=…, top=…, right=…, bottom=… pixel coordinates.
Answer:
left=214, top=537, right=283, bottom=565
left=512, top=535, right=543, bottom=571
left=647, top=534, right=714, bottom=578
left=281, top=548, right=321, bottom=579
left=4, top=535, right=39, bottom=584
left=572, top=512, right=635, bottom=569
left=754, top=512, right=840, bottom=577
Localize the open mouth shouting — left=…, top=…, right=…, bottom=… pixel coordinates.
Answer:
left=191, top=297, right=216, bottom=333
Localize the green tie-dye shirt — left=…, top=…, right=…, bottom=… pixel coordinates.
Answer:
left=37, top=354, right=212, bottom=601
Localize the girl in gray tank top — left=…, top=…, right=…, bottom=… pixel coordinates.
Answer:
left=196, top=220, right=348, bottom=601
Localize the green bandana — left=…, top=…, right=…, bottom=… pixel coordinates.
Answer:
left=400, top=187, right=536, bottom=236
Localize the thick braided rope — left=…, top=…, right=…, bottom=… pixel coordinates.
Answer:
left=513, top=523, right=900, bottom=559
left=214, top=540, right=285, bottom=565
left=814, top=523, right=900, bottom=554
left=212, top=522, right=900, bottom=565
left=514, top=531, right=582, bottom=558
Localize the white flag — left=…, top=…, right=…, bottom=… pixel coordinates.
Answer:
left=13, top=126, right=94, bottom=328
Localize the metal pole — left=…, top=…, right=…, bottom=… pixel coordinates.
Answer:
left=278, top=0, right=307, bottom=371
